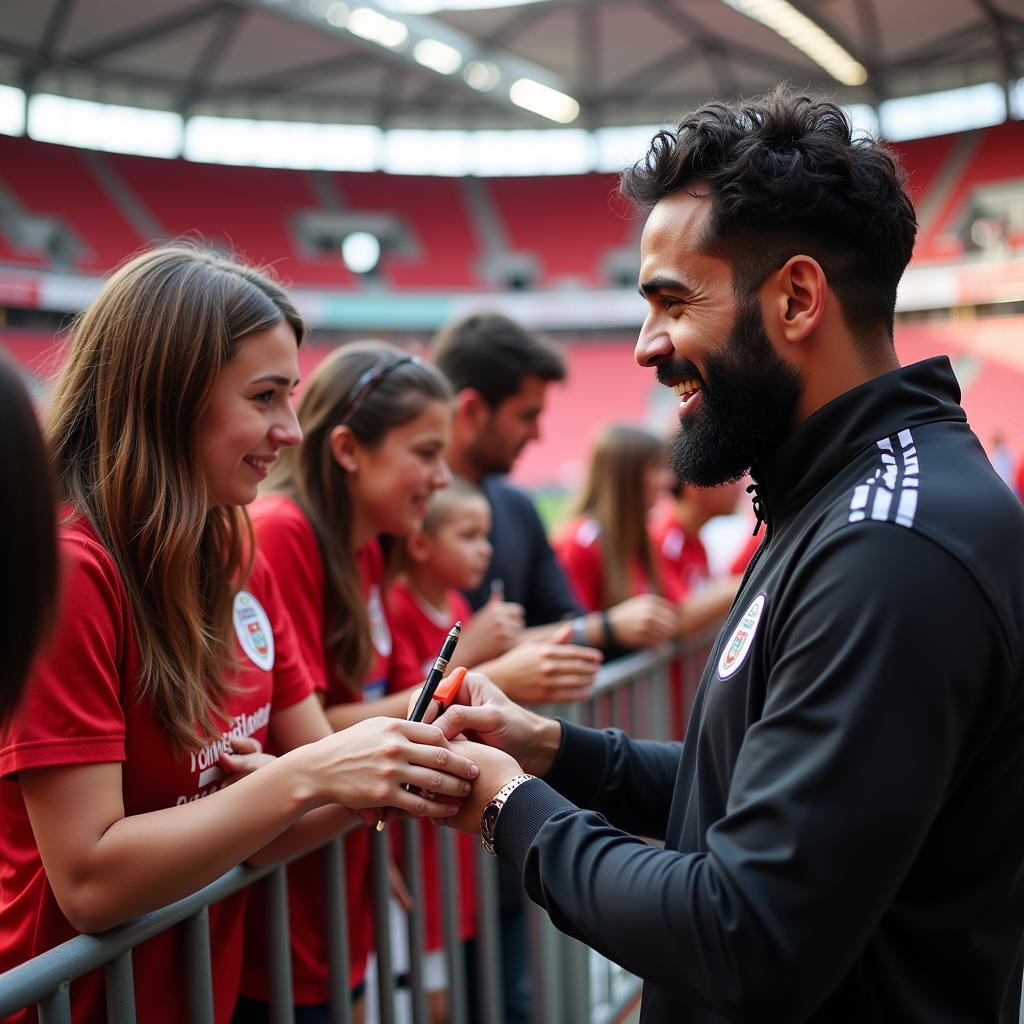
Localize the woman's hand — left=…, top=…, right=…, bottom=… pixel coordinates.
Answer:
left=296, top=716, right=480, bottom=819
left=218, top=735, right=275, bottom=787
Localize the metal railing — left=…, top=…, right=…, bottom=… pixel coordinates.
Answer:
left=0, top=633, right=715, bottom=1024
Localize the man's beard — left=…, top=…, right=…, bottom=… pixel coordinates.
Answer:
left=665, top=296, right=802, bottom=487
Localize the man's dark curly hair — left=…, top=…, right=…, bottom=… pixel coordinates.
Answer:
left=620, top=87, right=917, bottom=341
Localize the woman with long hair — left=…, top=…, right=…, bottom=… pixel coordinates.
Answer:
left=237, top=341, right=456, bottom=1022
left=554, top=424, right=681, bottom=618
left=0, top=248, right=477, bottom=1024
left=0, top=352, right=58, bottom=722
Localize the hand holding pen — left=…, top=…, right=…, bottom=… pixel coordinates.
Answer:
left=376, top=623, right=462, bottom=831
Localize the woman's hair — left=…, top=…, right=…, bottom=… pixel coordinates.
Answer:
left=267, top=341, right=451, bottom=693
left=46, top=244, right=304, bottom=750
left=570, top=424, right=665, bottom=608
left=0, top=354, right=58, bottom=722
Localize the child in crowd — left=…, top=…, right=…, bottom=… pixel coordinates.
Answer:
left=392, top=477, right=602, bottom=705
left=0, top=248, right=477, bottom=1024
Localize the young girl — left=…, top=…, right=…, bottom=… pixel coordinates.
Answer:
left=553, top=424, right=683, bottom=619
left=0, top=248, right=477, bottom=1024
left=0, top=351, right=57, bottom=721
left=237, top=341, right=457, bottom=1022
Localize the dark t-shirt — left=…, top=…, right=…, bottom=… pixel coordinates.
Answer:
left=463, top=476, right=581, bottom=625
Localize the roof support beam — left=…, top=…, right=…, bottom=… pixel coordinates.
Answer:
left=20, top=0, right=77, bottom=95
left=66, top=2, right=224, bottom=66
left=178, top=5, right=247, bottom=114
left=973, top=0, right=1016, bottom=118
left=227, top=0, right=580, bottom=122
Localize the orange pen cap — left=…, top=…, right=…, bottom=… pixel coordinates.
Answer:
left=432, top=665, right=468, bottom=712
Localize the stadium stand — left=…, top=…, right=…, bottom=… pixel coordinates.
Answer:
left=0, top=136, right=145, bottom=273
left=1, top=123, right=1023, bottom=288
left=334, top=172, right=480, bottom=289
left=486, top=174, right=636, bottom=286
left=107, top=155, right=356, bottom=287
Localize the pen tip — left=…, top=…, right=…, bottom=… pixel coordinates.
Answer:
left=453, top=621, right=462, bottom=632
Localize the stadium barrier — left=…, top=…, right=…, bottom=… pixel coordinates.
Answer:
left=0, top=632, right=717, bottom=1024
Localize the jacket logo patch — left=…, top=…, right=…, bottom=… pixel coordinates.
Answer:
left=717, top=593, right=766, bottom=680
left=233, top=591, right=275, bottom=671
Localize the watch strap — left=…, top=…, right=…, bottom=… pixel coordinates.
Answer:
left=481, top=773, right=536, bottom=855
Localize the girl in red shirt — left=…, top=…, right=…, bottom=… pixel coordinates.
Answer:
left=238, top=342, right=456, bottom=1023
left=0, top=249, right=477, bottom=1024
left=554, top=424, right=682, bottom=618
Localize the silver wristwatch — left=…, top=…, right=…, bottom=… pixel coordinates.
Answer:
left=480, top=774, right=536, bottom=855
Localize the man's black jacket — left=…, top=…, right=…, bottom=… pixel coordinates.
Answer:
left=495, top=358, right=1024, bottom=1022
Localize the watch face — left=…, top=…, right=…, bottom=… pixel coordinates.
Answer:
left=481, top=802, right=500, bottom=841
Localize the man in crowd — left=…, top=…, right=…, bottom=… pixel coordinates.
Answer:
left=437, top=88, right=1024, bottom=1022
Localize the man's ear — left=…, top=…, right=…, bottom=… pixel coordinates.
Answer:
left=455, top=387, right=491, bottom=429
left=768, top=255, right=827, bottom=348
left=329, top=423, right=360, bottom=473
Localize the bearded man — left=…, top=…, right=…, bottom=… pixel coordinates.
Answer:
left=435, top=88, right=1024, bottom=1023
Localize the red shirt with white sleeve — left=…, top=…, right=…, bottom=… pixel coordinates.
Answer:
left=648, top=506, right=712, bottom=600
left=242, top=494, right=410, bottom=1004
left=0, top=516, right=314, bottom=1024
left=386, top=580, right=478, bottom=949
left=553, top=516, right=684, bottom=613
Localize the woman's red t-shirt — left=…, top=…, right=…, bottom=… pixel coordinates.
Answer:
left=0, top=517, right=314, bottom=1024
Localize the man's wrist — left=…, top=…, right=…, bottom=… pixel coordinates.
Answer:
left=480, top=773, right=536, bottom=854
left=519, top=713, right=563, bottom=778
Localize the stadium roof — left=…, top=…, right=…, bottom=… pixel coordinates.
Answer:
left=1, top=0, right=1022, bottom=130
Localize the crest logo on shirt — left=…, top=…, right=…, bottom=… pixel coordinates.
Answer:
left=233, top=591, right=275, bottom=671
left=368, top=584, right=392, bottom=657
left=717, top=593, right=766, bottom=680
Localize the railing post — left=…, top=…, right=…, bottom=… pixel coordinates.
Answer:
left=185, top=906, right=214, bottom=1023
left=266, top=865, right=295, bottom=1024
left=400, top=819, right=428, bottom=1024
left=473, top=844, right=504, bottom=1024
left=438, top=826, right=468, bottom=1024
left=37, top=983, right=71, bottom=1024
left=103, top=949, right=136, bottom=1024
left=323, top=837, right=354, bottom=1024
left=371, top=826, right=396, bottom=1024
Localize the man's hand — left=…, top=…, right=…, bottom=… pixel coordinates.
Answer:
left=607, top=593, right=679, bottom=648
left=439, top=739, right=525, bottom=835
left=432, top=672, right=562, bottom=778
left=481, top=622, right=602, bottom=705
